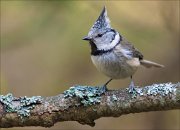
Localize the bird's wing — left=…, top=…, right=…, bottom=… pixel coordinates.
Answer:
left=118, top=36, right=143, bottom=60
left=115, top=36, right=164, bottom=68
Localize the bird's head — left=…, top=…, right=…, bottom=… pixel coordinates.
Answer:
left=83, top=6, right=120, bottom=51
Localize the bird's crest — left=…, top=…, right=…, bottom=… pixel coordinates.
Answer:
left=88, top=6, right=111, bottom=36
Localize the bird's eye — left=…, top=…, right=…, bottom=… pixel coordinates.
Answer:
left=97, top=34, right=103, bottom=37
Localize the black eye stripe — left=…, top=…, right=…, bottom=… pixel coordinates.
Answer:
left=97, top=34, right=103, bottom=37
left=96, top=29, right=116, bottom=38
left=95, top=33, right=104, bottom=38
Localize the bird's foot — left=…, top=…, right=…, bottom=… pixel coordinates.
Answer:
left=128, top=80, right=136, bottom=94
left=100, top=85, right=108, bottom=93
left=100, top=79, right=112, bottom=93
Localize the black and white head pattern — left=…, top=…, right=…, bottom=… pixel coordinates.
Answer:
left=88, top=6, right=111, bottom=36
left=85, top=6, right=121, bottom=56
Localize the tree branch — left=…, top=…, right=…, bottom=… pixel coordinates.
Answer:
left=0, top=82, right=180, bottom=128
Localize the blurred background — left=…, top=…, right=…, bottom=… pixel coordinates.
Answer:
left=0, top=1, right=179, bottom=130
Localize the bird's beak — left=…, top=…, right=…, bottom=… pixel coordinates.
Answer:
left=82, top=36, right=91, bottom=41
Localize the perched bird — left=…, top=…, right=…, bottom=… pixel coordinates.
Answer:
left=82, top=6, right=164, bottom=93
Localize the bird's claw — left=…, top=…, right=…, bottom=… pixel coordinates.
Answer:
left=100, top=85, right=108, bottom=93
left=128, top=87, right=136, bottom=94
left=128, top=80, right=136, bottom=94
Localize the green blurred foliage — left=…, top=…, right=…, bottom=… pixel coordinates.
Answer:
left=0, top=1, right=179, bottom=129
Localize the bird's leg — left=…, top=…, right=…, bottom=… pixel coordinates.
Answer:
left=101, top=78, right=112, bottom=92
left=128, top=76, right=136, bottom=93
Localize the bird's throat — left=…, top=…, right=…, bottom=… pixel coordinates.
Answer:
left=90, top=41, right=113, bottom=56
left=90, top=33, right=122, bottom=56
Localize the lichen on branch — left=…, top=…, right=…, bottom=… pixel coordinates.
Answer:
left=0, top=93, right=42, bottom=119
left=63, top=85, right=105, bottom=106
left=0, top=82, right=180, bottom=128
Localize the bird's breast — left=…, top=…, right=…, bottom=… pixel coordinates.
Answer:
left=91, top=52, right=140, bottom=79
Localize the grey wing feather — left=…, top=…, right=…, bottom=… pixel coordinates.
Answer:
left=118, top=36, right=164, bottom=68
left=120, top=36, right=143, bottom=60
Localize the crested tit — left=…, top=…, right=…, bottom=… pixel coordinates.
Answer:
left=82, top=6, right=164, bottom=93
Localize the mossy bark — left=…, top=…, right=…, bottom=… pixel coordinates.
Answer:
left=0, top=82, right=180, bottom=128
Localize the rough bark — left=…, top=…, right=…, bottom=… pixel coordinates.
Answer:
left=0, top=82, right=180, bottom=128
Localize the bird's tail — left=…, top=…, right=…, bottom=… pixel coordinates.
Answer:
left=140, top=59, right=164, bottom=68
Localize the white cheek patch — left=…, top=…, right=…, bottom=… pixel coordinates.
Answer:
left=110, top=33, right=120, bottom=48
left=97, top=33, right=120, bottom=51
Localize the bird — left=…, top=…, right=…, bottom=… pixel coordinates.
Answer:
left=82, top=6, right=164, bottom=93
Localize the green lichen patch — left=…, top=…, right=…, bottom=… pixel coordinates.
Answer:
left=111, top=94, right=118, bottom=101
left=63, top=86, right=105, bottom=106
left=145, top=83, right=176, bottom=96
left=136, top=88, right=144, bottom=96
left=126, top=82, right=177, bottom=98
left=0, top=93, right=42, bottom=119
left=147, top=83, right=176, bottom=96
left=0, top=93, right=15, bottom=112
